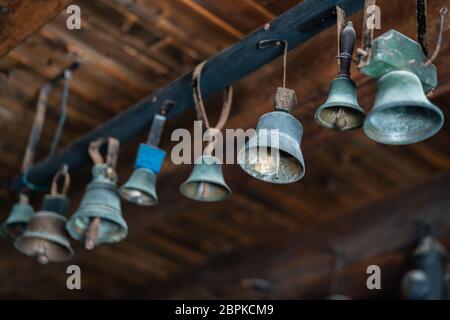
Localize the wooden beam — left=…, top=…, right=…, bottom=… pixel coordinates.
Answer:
left=11, top=0, right=366, bottom=192
left=148, top=171, right=450, bottom=299
left=0, top=0, right=73, bottom=57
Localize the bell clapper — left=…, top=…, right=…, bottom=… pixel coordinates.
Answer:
left=85, top=217, right=101, bottom=250
left=334, top=108, right=347, bottom=129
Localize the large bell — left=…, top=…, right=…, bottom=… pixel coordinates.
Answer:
left=238, top=110, right=305, bottom=184
left=0, top=194, right=34, bottom=240
left=15, top=194, right=74, bottom=264
left=66, top=164, right=128, bottom=247
left=364, top=70, right=444, bottom=145
left=315, top=77, right=365, bottom=131
left=120, top=167, right=157, bottom=206
left=180, top=155, right=231, bottom=202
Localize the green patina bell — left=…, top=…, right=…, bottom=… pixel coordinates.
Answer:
left=120, top=167, right=158, bottom=206
left=360, top=30, right=444, bottom=144
left=66, top=163, right=127, bottom=248
left=180, top=155, right=231, bottom=202
left=15, top=167, right=74, bottom=264
left=1, top=194, right=34, bottom=241
left=315, top=21, right=365, bottom=131
left=364, top=70, right=444, bottom=145
left=238, top=88, right=305, bottom=184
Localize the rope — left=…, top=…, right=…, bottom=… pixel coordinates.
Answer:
left=192, top=61, right=233, bottom=131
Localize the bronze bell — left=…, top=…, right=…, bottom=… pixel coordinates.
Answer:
left=238, top=87, right=305, bottom=184
left=315, top=21, right=365, bottom=131
left=180, top=155, right=231, bottom=202
left=66, top=138, right=127, bottom=249
left=1, top=194, right=34, bottom=241
left=363, top=70, right=444, bottom=145
left=15, top=167, right=74, bottom=264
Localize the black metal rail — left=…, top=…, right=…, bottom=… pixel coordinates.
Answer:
left=11, top=0, right=365, bottom=192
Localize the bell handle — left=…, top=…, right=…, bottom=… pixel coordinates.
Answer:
left=338, top=21, right=356, bottom=77
left=88, top=137, right=120, bottom=169
left=51, top=164, right=70, bottom=196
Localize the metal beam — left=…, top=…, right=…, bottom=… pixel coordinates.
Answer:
left=11, top=0, right=365, bottom=192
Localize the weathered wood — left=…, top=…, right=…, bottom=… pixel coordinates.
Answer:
left=0, top=0, right=73, bottom=57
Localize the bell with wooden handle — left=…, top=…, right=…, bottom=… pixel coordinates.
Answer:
left=15, top=166, right=74, bottom=264
left=0, top=194, right=34, bottom=241
left=364, top=70, right=444, bottom=144
left=66, top=138, right=127, bottom=249
left=120, top=103, right=172, bottom=206
left=238, top=87, right=305, bottom=184
left=315, top=22, right=365, bottom=131
left=180, top=155, right=231, bottom=202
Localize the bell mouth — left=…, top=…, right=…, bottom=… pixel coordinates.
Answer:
left=364, top=104, right=444, bottom=145
left=119, top=187, right=157, bottom=206
left=239, top=146, right=304, bottom=184
left=180, top=181, right=231, bottom=202
left=315, top=105, right=365, bottom=131
left=68, top=216, right=127, bottom=245
left=15, top=234, right=74, bottom=263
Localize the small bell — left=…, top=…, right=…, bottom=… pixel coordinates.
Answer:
left=66, top=138, right=127, bottom=249
left=364, top=70, right=444, bottom=144
left=120, top=103, right=171, bottom=206
left=15, top=166, right=74, bottom=264
left=180, top=155, right=231, bottom=202
left=315, top=21, right=365, bottom=131
left=0, top=194, right=34, bottom=241
left=238, top=87, right=305, bottom=184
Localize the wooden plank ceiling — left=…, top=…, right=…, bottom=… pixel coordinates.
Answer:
left=1, top=0, right=450, bottom=299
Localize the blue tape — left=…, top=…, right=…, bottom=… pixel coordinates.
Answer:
left=134, top=143, right=166, bottom=174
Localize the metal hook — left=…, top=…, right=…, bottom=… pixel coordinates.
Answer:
left=257, top=39, right=289, bottom=88
left=51, top=164, right=70, bottom=196
left=424, top=7, right=448, bottom=66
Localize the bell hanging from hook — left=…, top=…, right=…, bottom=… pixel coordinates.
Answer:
left=66, top=138, right=127, bottom=250
left=0, top=194, right=34, bottom=241
left=238, top=40, right=304, bottom=183
left=120, top=101, right=173, bottom=206
left=180, top=61, right=233, bottom=202
left=15, top=165, right=74, bottom=264
left=360, top=30, right=444, bottom=144
left=315, top=21, right=365, bottom=131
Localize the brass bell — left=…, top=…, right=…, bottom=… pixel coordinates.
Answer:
left=238, top=87, right=305, bottom=184
left=120, top=103, right=171, bottom=206
left=66, top=138, right=127, bottom=249
left=180, top=155, right=231, bottom=202
left=15, top=166, right=74, bottom=264
left=363, top=70, right=444, bottom=145
left=1, top=194, right=34, bottom=241
left=315, top=21, right=365, bottom=131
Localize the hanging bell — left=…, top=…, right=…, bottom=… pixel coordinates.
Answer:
left=66, top=138, right=126, bottom=249
left=359, top=30, right=444, bottom=144
left=15, top=167, right=74, bottom=264
left=238, top=87, right=305, bottom=184
left=364, top=70, right=444, bottom=145
left=180, top=155, right=231, bottom=202
left=315, top=21, right=365, bottom=131
left=0, top=194, right=34, bottom=241
left=66, top=163, right=127, bottom=248
left=120, top=165, right=158, bottom=206
left=120, top=103, right=171, bottom=206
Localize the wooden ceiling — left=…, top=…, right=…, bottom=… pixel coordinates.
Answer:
left=1, top=0, right=450, bottom=299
